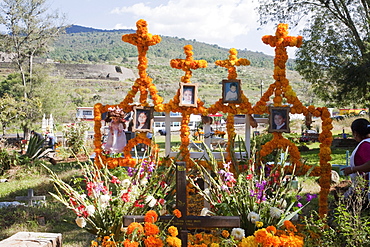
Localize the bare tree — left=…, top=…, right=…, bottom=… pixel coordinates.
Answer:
left=0, top=0, right=65, bottom=98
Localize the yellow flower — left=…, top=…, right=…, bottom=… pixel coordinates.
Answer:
left=168, top=226, right=178, bottom=237
left=255, top=221, right=263, bottom=228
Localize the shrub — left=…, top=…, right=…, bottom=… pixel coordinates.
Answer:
left=63, top=121, right=90, bottom=155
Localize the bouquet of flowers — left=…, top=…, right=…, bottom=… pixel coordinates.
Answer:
left=91, top=210, right=182, bottom=247
left=63, top=121, right=90, bottom=154
left=44, top=156, right=176, bottom=240
left=189, top=148, right=316, bottom=236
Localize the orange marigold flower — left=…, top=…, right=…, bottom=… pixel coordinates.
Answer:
left=254, top=229, right=270, bottom=243
left=144, top=222, right=160, bottom=236
left=168, top=226, right=179, bottom=237
left=144, top=210, right=158, bottom=223
left=127, top=222, right=144, bottom=235
left=166, top=236, right=182, bottom=247
left=284, top=220, right=298, bottom=232
left=173, top=209, right=182, bottom=218
left=144, top=235, right=164, bottom=247
left=221, top=230, right=230, bottom=238
left=266, top=225, right=277, bottom=234
left=123, top=239, right=139, bottom=247
left=264, top=235, right=281, bottom=247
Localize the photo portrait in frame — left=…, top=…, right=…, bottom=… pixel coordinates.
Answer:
left=179, top=83, right=198, bottom=107
left=268, top=107, right=290, bottom=133
left=133, top=106, right=154, bottom=132
left=222, top=79, right=241, bottom=103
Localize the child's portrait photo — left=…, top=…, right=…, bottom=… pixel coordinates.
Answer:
left=133, top=106, right=154, bottom=132
left=179, top=83, right=198, bottom=107
left=222, top=79, right=241, bottom=103
left=268, top=107, right=290, bottom=133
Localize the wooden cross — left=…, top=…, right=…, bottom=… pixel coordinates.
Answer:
left=15, top=189, right=46, bottom=206
left=215, top=48, right=250, bottom=80
left=123, top=161, right=240, bottom=246
left=170, top=45, right=207, bottom=84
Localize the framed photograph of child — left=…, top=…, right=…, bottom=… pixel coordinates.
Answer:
left=268, top=107, right=290, bottom=133
left=179, top=83, right=198, bottom=107
left=222, top=79, right=241, bottom=103
left=133, top=106, right=154, bottom=133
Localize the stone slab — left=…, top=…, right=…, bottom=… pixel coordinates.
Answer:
left=0, top=232, right=62, bottom=247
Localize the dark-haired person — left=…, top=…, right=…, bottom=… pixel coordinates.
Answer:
left=342, top=118, right=370, bottom=177
left=272, top=111, right=287, bottom=130
left=341, top=118, right=370, bottom=198
left=225, top=82, right=238, bottom=101
left=136, top=111, right=150, bottom=130
left=182, top=88, right=194, bottom=104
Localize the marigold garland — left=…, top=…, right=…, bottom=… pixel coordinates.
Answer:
left=92, top=20, right=333, bottom=218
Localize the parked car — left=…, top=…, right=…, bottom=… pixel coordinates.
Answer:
left=332, top=115, right=345, bottom=121
left=300, top=129, right=319, bottom=142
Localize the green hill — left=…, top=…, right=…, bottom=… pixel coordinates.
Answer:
left=45, top=26, right=317, bottom=107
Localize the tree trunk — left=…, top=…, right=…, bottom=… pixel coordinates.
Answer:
left=16, top=61, right=28, bottom=99
left=29, top=53, right=33, bottom=93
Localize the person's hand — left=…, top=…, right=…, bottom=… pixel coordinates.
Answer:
left=341, top=166, right=352, bottom=176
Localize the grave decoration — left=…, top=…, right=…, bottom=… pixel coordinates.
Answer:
left=15, top=188, right=46, bottom=206
left=92, top=19, right=332, bottom=219
left=123, top=162, right=240, bottom=246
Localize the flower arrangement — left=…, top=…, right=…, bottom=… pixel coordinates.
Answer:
left=63, top=120, right=90, bottom=155
left=91, top=210, right=182, bottom=247
left=43, top=157, right=177, bottom=240
left=186, top=220, right=303, bottom=247
left=189, top=149, right=316, bottom=236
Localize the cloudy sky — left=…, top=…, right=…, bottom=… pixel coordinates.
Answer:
left=52, top=0, right=300, bottom=57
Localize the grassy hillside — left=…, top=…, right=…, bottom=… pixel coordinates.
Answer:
left=44, top=26, right=319, bottom=107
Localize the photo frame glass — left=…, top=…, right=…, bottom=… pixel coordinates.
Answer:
left=179, top=83, right=198, bottom=107
left=222, top=79, right=241, bottom=103
left=133, top=106, right=154, bottom=132
left=268, top=107, right=290, bottom=133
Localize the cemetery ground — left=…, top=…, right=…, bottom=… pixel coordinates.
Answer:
left=0, top=116, right=363, bottom=246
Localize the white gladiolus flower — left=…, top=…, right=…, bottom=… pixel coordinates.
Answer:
left=121, top=179, right=131, bottom=188
left=86, top=205, right=95, bottom=216
left=277, top=199, right=287, bottom=209
left=140, top=178, right=148, bottom=186
left=160, top=207, right=167, bottom=215
left=247, top=211, right=260, bottom=223
left=75, top=217, right=86, bottom=228
left=121, top=225, right=127, bottom=233
left=231, top=228, right=245, bottom=240
left=200, top=208, right=215, bottom=216
left=204, top=188, right=210, bottom=196
left=145, top=195, right=157, bottom=207
left=270, top=207, right=283, bottom=219
left=291, top=213, right=299, bottom=221
left=200, top=208, right=210, bottom=216
left=99, top=194, right=110, bottom=207
left=131, top=186, right=140, bottom=197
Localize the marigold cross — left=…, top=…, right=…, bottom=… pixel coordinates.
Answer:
left=170, top=45, right=207, bottom=83
left=121, top=19, right=162, bottom=105
left=215, top=48, right=250, bottom=80
left=262, top=23, right=303, bottom=72
left=122, top=19, right=161, bottom=79
left=262, top=23, right=303, bottom=107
